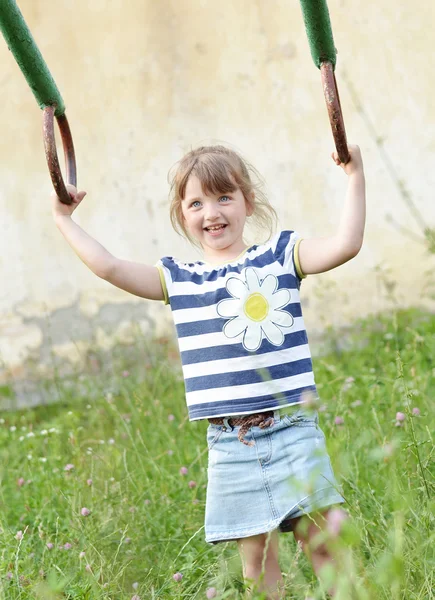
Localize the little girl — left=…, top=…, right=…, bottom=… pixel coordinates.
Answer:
left=52, top=144, right=365, bottom=599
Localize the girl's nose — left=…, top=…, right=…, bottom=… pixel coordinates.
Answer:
left=204, top=203, right=220, bottom=220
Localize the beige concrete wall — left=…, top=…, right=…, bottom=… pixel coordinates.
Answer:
left=1, top=0, right=434, bottom=399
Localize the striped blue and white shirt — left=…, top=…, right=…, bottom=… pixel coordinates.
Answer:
left=156, top=230, right=317, bottom=421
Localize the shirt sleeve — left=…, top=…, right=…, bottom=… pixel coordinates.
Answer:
left=155, top=259, right=172, bottom=305
left=293, top=238, right=307, bottom=280
left=273, top=230, right=307, bottom=282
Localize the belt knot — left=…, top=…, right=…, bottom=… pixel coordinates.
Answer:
left=208, top=411, right=275, bottom=446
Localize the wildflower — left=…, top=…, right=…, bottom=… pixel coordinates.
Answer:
left=179, top=467, right=188, bottom=476
left=301, top=389, right=320, bottom=409
left=15, top=530, right=23, bottom=541
left=63, top=542, right=72, bottom=550
left=26, top=432, right=35, bottom=438
left=79, top=551, right=86, bottom=559
left=192, top=498, right=199, bottom=505
left=19, top=436, right=25, bottom=441
left=382, top=443, right=395, bottom=462
left=351, top=399, right=363, bottom=408
left=40, top=457, right=47, bottom=463
left=108, top=438, right=115, bottom=445
left=334, top=416, right=344, bottom=426
left=0, top=418, right=4, bottom=424
left=64, top=464, right=74, bottom=472
left=173, top=572, right=183, bottom=582
left=132, top=582, right=139, bottom=590
left=67, top=411, right=73, bottom=415
left=206, top=588, right=217, bottom=599
left=27, top=454, right=32, bottom=460
left=168, top=414, right=175, bottom=422
left=49, top=428, right=57, bottom=433
left=81, top=507, right=91, bottom=517
left=85, top=564, right=92, bottom=572
left=129, top=506, right=136, bottom=513
left=39, top=569, right=45, bottom=578
left=144, top=499, right=151, bottom=505
left=86, top=478, right=93, bottom=486
left=6, top=572, right=13, bottom=580
left=124, top=537, right=132, bottom=544
left=132, top=596, right=140, bottom=600
left=396, top=412, right=406, bottom=422
left=342, top=376, right=355, bottom=391
left=319, top=404, right=328, bottom=412
left=46, top=542, right=54, bottom=550
left=122, top=370, right=130, bottom=377
left=86, top=404, right=91, bottom=409
left=412, top=407, right=420, bottom=416
left=326, top=508, right=348, bottom=537
left=17, top=477, right=25, bottom=487
left=40, top=429, right=48, bottom=435
left=10, top=426, right=16, bottom=432
left=167, top=450, right=174, bottom=456
left=188, top=480, right=197, bottom=489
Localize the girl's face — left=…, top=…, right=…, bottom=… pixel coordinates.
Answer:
left=182, top=174, right=254, bottom=263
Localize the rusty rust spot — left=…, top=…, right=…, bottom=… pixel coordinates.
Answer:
left=320, top=62, right=349, bottom=164
left=42, top=106, right=77, bottom=205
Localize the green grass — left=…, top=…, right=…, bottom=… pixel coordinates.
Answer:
left=0, top=308, right=434, bottom=599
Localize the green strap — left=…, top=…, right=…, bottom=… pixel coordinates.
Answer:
left=0, top=0, right=65, bottom=116
left=299, top=0, right=336, bottom=70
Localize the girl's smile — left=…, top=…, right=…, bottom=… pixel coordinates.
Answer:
left=204, top=224, right=227, bottom=233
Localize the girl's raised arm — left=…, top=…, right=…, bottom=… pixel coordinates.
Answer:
left=52, top=186, right=164, bottom=301
left=298, top=144, right=366, bottom=276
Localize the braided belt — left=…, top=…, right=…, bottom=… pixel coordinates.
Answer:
left=208, top=411, right=275, bottom=446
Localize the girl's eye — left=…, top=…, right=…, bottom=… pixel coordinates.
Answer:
left=191, top=200, right=201, bottom=208
left=219, top=195, right=230, bottom=202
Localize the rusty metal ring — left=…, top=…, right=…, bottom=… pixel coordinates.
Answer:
left=43, top=105, right=77, bottom=205
left=320, top=62, right=350, bottom=165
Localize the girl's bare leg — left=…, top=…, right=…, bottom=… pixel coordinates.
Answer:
left=237, top=530, right=284, bottom=599
left=292, top=508, right=347, bottom=598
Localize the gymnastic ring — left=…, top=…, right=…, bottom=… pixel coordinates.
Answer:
left=320, top=61, right=350, bottom=165
left=42, top=105, right=77, bottom=205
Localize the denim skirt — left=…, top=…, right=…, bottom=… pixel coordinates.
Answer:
left=205, top=406, right=344, bottom=544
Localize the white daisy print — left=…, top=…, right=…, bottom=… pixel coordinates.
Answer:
left=216, top=268, right=294, bottom=351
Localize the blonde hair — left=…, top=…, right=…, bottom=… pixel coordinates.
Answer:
left=168, top=145, right=277, bottom=246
